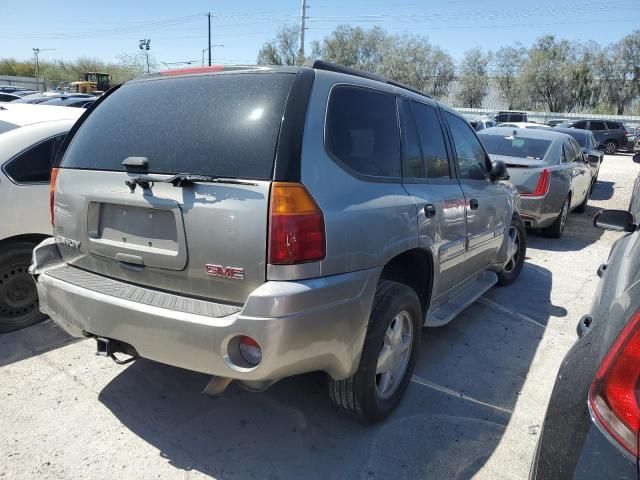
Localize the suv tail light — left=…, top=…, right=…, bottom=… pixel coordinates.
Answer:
left=268, top=182, right=325, bottom=265
left=588, top=309, right=640, bottom=457
left=521, top=168, right=550, bottom=197
left=50, top=167, right=59, bottom=226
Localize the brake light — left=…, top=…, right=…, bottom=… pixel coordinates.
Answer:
left=268, top=182, right=325, bottom=265
left=50, top=167, right=59, bottom=226
left=521, top=168, right=550, bottom=197
left=588, top=309, right=640, bottom=457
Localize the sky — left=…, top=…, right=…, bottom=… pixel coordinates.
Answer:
left=1, top=0, right=638, bottom=69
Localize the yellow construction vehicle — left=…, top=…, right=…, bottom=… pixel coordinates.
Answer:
left=68, top=72, right=111, bottom=94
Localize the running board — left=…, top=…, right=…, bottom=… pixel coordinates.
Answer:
left=425, top=271, right=498, bottom=327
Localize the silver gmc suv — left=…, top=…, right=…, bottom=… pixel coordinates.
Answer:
left=31, top=61, right=526, bottom=421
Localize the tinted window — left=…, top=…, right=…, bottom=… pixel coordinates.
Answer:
left=509, top=113, right=525, bottom=122
left=411, top=101, right=450, bottom=178
left=606, top=121, right=621, bottom=130
left=562, top=140, right=580, bottom=163
left=399, top=100, right=424, bottom=178
left=590, top=121, right=606, bottom=130
left=445, top=111, right=488, bottom=180
left=3, top=135, right=65, bottom=183
left=495, top=113, right=509, bottom=123
left=566, top=131, right=588, bottom=148
left=326, top=85, right=401, bottom=177
left=62, top=73, right=294, bottom=180
left=0, top=93, right=18, bottom=102
left=480, top=134, right=552, bottom=161
left=573, top=121, right=587, bottom=129
left=0, top=120, right=18, bottom=134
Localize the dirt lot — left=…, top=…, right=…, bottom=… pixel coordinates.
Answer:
left=1, top=153, right=639, bottom=480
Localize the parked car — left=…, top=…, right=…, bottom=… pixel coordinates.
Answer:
left=464, top=114, right=497, bottom=131
left=30, top=61, right=526, bottom=421
left=551, top=126, right=604, bottom=184
left=0, top=103, right=83, bottom=333
left=494, top=110, right=528, bottom=123
left=478, top=127, right=593, bottom=238
left=13, top=93, right=93, bottom=105
left=11, top=90, right=39, bottom=97
left=530, top=153, right=640, bottom=479
left=546, top=119, right=565, bottom=127
left=0, top=85, right=32, bottom=94
left=37, top=96, right=97, bottom=108
left=0, top=93, right=21, bottom=103
left=559, top=119, right=631, bottom=154
left=498, top=122, right=549, bottom=129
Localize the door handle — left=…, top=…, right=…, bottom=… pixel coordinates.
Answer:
left=469, top=199, right=479, bottom=210
left=424, top=203, right=436, bottom=218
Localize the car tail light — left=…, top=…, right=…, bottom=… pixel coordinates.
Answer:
left=50, top=167, right=59, bottom=226
left=588, top=309, right=640, bottom=457
left=268, top=182, right=325, bottom=265
left=521, top=168, right=551, bottom=197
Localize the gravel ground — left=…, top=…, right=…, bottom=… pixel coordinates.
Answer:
left=1, top=153, right=639, bottom=480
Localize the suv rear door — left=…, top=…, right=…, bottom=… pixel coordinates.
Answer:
left=588, top=120, right=608, bottom=146
left=398, top=98, right=467, bottom=297
left=55, top=72, right=296, bottom=305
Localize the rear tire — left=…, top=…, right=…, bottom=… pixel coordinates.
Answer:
left=604, top=140, right=617, bottom=155
left=497, top=216, right=526, bottom=286
left=328, top=280, right=421, bottom=422
left=542, top=196, right=570, bottom=239
left=0, top=242, right=46, bottom=333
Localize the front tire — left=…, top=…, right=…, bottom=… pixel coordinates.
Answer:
left=328, top=280, right=421, bottom=422
left=542, top=196, right=570, bottom=239
left=0, top=242, right=46, bottom=333
left=497, top=216, right=526, bottom=286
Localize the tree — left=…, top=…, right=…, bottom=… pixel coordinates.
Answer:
left=314, top=25, right=387, bottom=71
left=494, top=44, right=526, bottom=109
left=456, top=47, right=491, bottom=108
left=596, top=31, right=640, bottom=115
left=257, top=25, right=301, bottom=66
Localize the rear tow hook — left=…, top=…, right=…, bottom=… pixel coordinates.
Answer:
left=96, top=337, right=139, bottom=365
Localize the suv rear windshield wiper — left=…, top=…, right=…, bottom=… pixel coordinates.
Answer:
left=125, top=173, right=257, bottom=192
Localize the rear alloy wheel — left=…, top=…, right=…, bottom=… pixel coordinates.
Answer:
left=328, top=280, right=421, bottom=422
left=0, top=243, right=46, bottom=333
left=542, top=196, right=570, bottom=239
left=497, top=216, right=526, bottom=286
left=603, top=140, right=617, bottom=155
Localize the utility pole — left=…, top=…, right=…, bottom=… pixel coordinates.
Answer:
left=208, top=12, right=212, bottom=66
left=32, top=48, right=55, bottom=91
left=298, top=0, right=307, bottom=63
left=139, top=39, right=151, bottom=74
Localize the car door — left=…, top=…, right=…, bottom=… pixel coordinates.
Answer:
left=588, top=120, right=608, bottom=146
left=563, top=138, right=590, bottom=208
left=442, top=110, right=509, bottom=275
left=399, top=98, right=467, bottom=297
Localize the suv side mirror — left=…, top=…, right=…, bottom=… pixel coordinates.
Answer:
left=587, top=154, right=600, bottom=165
left=594, top=209, right=636, bottom=232
left=490, top=160, right=509, bottom=181
left=633, top=153, right=640, bottom=164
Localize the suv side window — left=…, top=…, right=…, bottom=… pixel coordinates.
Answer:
left=325, top=85, right=401, bottom=178
left=590, top=121, right=606, bottom=131
left=410, top=101, right=451, bottom=179
left=573, top=121, right=587, bottom=129
left=606, top=121, right=621, bottom=130
left=3, top=134, right=65, bottom=183
left=399, top=100, right=424, bottom=178
left=445, top=111, right=488, bottom=181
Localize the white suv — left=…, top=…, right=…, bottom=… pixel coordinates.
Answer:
left=0, top=103, right=82, bottom=332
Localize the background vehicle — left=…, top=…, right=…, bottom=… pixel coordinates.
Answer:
left=0, top=103, right=82, bottom=333
left=32, top=62, right=525, bottom=421
left=38, top=96, right=97, bottom=108
left=531, top=154, right=640, bottom=479
left=551, top=126, right=603, bottom=184
left=559, top=119, right=631, bottom=154
left=0, top=93, right=21, bottom=102
left=69, top=72, right=111, bottom=94
left=546, top=119, right=565, bottom=127
left=494, top=110, right=528, bottom=123
left=498, top=122, right=549, bottom=129
left=0, top=86, right=32, bottom=94
left=479, top=127, right=593, bottom=238
left=464, top=114, right=497, bottom=131
left=13, top=93, right=93, bottom=105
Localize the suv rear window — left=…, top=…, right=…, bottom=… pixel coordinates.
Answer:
left=61, top=73, right=295, bottom=180
left=325, top=85, right=401, bottom=178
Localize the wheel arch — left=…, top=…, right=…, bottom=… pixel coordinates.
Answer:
left=0, top=233, right=50, bottom=250
left=379, top=248, right=434, bottom=316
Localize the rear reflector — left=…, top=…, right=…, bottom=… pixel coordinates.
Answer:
left=268, top=182, right=325, bottom=265
left=50, top=167, right=59, bottom=226
left=521, top=168, right=551, bottom=197
left=589, top=309, right=640, bottom=457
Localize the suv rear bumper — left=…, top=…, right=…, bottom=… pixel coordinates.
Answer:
left=32, top=240, right=380, bottom=383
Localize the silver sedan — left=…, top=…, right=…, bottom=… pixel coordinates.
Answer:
left=478, top=127, right=594, bottom=238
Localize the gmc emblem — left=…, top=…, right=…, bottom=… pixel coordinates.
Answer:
left=205, top=264, right=244, bottom=280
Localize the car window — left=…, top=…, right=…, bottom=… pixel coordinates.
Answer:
left=590, top=121, right=606, bottom=130
left=479, top=134, right=552, bottom=161
left=605, top=121, right=620, bottom=130
left=569, top=138, right=583, bottom=161
left=509, top=114, right=525, bottom=122
left=445, top=111, right=488, bottom=181
left=573, top=121, right=587, bottom=129
left=3, top=134, right=65, bottom=183
left=62, top=73, right=295, bottom=180
left=399, top=100, right=425, bottom=178
left=410, top=101, right=451, bottom=179
left=562, top=140, right=578, bottom=163
left=326, top=85, right=401, bottom=178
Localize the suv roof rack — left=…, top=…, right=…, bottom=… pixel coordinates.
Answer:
left=304, top=60, right=431, bottom=99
